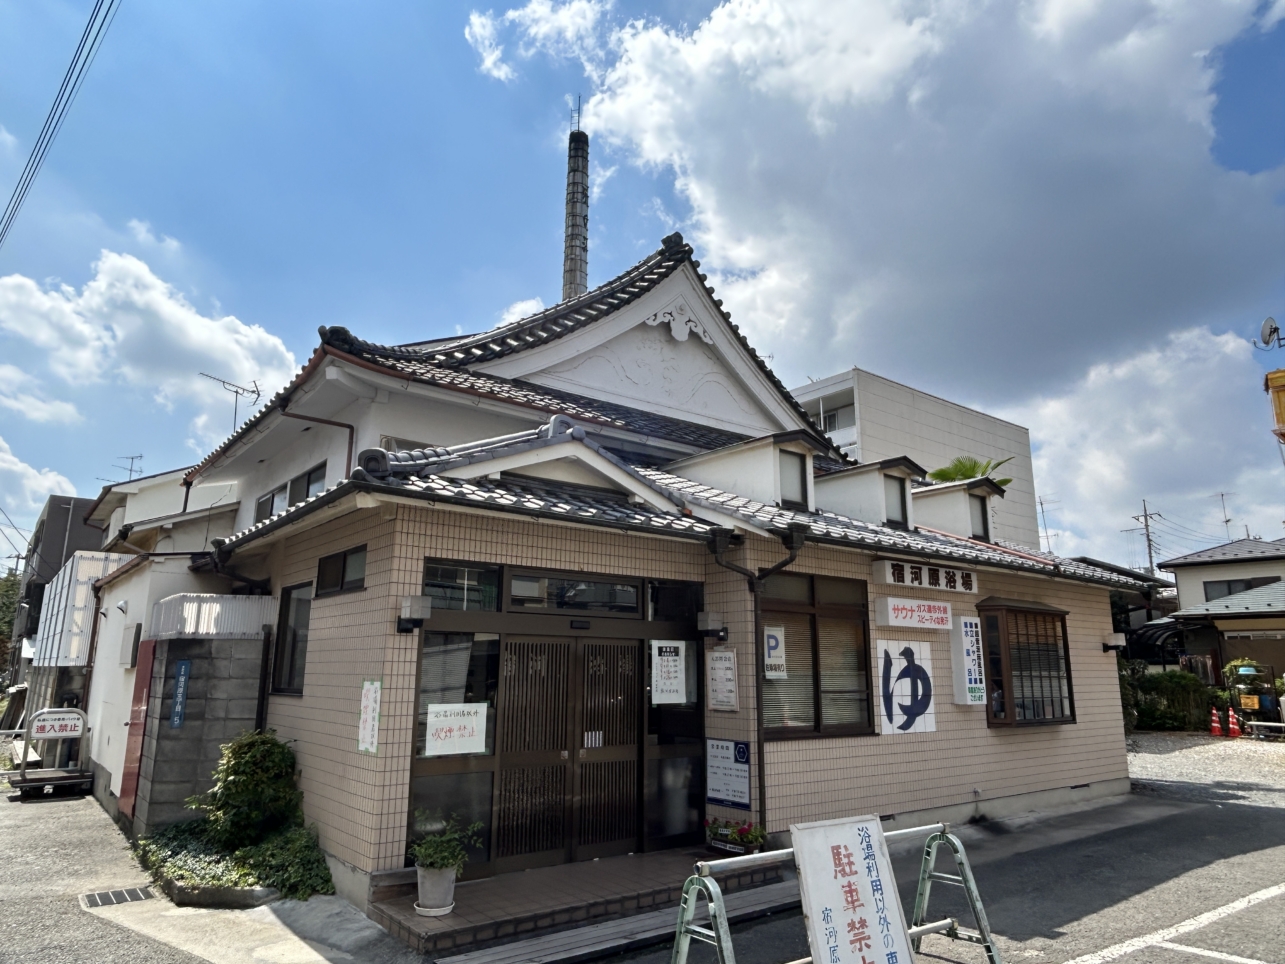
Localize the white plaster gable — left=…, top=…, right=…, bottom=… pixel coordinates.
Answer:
left=470, top=267, right=806, bottom=437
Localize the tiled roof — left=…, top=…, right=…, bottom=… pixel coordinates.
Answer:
left=1172, top=580, right=1285, bottom=617
left=1159, top=538, right=1285, bottom=568
left=633, top=467, right=1146, bottom=589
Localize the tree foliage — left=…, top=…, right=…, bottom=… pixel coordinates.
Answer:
left=927, top=455, right=1014, bottom=487
left=186, top=730, right=303, bottom=848
left=0, top=567, right=20, bottom=666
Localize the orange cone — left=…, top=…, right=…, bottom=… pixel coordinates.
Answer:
left=1210, top=707, right=1223, bottom=737
left=1228, top=708, right=1242, bottom=738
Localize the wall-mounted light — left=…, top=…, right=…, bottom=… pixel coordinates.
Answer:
left=1102, top=632, right=1126, bottom=654
left=397, top=595, right=431, bottom=634
left=115, top=599, right=128, bottom=615
left=697, top=610, right=728, bottom=641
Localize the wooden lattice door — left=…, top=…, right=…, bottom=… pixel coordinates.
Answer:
left=573, top=640, right=640, bottom=861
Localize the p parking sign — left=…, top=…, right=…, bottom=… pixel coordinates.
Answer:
left=764, top=625, right=787, bottom=679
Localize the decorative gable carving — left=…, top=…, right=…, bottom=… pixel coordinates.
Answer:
left=642, top=298, right=713, bottom=344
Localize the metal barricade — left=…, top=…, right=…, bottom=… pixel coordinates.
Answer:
left=671, top=821, right=1002, bottom=964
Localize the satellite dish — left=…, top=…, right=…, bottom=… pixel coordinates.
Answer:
left=1255, top=317, right=1279, bottom=350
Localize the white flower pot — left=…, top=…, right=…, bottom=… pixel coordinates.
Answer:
left=414, top=865, right=457, bottom=917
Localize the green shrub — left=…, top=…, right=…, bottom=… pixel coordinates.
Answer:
left=186, top=731, right=302, bottom=848
left=1135, top=670, right=1210, bottom=731
left=408, top=812, right=483, bottom=874
left=237, top=826, right=335, bottom=901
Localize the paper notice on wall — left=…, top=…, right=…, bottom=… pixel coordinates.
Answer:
left=791, top=815, right=914, bottom=964
left=707, top=647, right=739, bottom=711
left=423, top=703, right=487, bottom=755
left=706, top=738, right=751, bottom=810
left=952, top=616, right=986, bottom=705
left=764, top=625, right=787, bottom=679
left=650, top=640, right=686, bottom=704
left=358, top=679, right=382, bottom=754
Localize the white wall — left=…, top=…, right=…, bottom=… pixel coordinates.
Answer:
left=1166, top=559, right=1285, bottom=610
left=913, top=487, right=976, bottom=540
left=814, top=469, right=886, bottom=525
left=667, top=440, right=815, bottom=509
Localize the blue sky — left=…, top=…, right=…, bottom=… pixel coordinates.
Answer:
left=0, top=0, right=1282, bottom=565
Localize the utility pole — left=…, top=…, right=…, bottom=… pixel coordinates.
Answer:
left=1131, top=500, right=1162, bottom=577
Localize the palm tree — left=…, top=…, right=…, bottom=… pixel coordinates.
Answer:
left=927, top=455, right=1014, bottom=488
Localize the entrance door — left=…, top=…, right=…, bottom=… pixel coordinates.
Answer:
left=493, top=637, right=640, bottom=871
left=118, top=638, right=156, bottom=818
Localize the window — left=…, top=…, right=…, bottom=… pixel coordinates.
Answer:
left=821, top=411, right=838, bottom=433
left=779, top=450, right=807, bottom=507
left=273, top=584, right=312, bottom=693
left=970, top=494, right=989, bottom=540
left=1203, top=576, right=1280, bottom=602
left=317, top=545, right=366, bottom=595
left=416, top=632, right=499, bottom=756
left=978, top=603, right=1074, bottom=726
left=424, top=561, right=500, bottom=611
left=254, top=462, right=327, bottom=524
left=884, top=475, right=907, bottom=527
left=761, top=574, right=872, bottom=737
left=508, top=573, right=640, bottom=615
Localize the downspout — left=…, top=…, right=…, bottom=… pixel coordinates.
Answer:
left=255, top=625, right=274, bottom=732
left=182, top=480, right=192, bottom=514
left=705, top=522, right=809, bottom=837
left=78, top=581, right=107, bottom=765
left=278, top=405, right=355, bottom=478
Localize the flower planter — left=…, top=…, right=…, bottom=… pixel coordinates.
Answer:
left=414, top=865, right=457, bottom=917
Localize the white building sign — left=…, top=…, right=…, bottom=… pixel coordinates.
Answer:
left=952, top=616, right=986, bottom=705
left=875, top=597, right=952, bottom=630
left=706, top=647, right=739, bottom=712
left=650, top=640, right=687, bottom=704
left=764, top=625, right=788, bottom=679
left=423, top=703, right=487, bottom=756
left=791, top=815, right=914, bottom=964
left=357, top=679, right=381, bottom=754
left=29, top=710, right=85, bottom=739
left=874, top=559, right=977, bottom=594
left=877, top=640, right=936, bottom=734
left=706, top=738, right=751, bottom=810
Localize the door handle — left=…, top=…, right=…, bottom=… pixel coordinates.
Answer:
left=579, top=748, right=586, bottom=759
left=560, top=750, right=568, bottom=760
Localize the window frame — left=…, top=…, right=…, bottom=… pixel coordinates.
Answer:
left=1203, top=575, right=1280, bottom=602
left=256, top=462, right=327, bottom=524
left=272, top=581, right=313, bottom=695
left=504, top=566, right=644, bottom=620
left=970, top=494, right=990, bottom=541
left=976, top=601, right=1076, bottom=728
left=762, top=573, right=874, bottom=741
left=884, top=475, right=908, bottom=528
left=778, top=449, right=808, bottom=509
left=316, top=544, right=367, bottom=597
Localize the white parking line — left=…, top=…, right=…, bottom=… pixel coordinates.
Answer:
left=1156, top=941, right=1272, bottom=964
left=1061, top=882, right=1285, bottom=964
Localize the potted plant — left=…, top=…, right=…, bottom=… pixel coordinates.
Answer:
left=705, top=817, right=767, bottom=856
left=408, top=812, right=483, bottom=917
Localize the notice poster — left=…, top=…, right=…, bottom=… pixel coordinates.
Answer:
left=706, top=738, right=751, bottom=810
left=651, top=640, right=686, bottom=704
left=357, top=679, right=382, bottom=754
left=875, top=597, right=952, bottom=630
left=791, top=815, right=914, bottom=964
left=707, top=648, right=739, bottom=712
left=951, top=616, right=986, bottom=705
left=28, top=710, right=85, bottom=739
left=764, top=625, right=788, bottom=679
left=423, top=703, right=487, bottom=755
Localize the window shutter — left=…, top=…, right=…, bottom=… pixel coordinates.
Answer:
left=762, top=613, right=815, bottom=729
left=817, top=618, right=867, bottom=726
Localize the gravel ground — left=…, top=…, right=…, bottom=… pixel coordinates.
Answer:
left=1127, top=730, right=1285, bottom=807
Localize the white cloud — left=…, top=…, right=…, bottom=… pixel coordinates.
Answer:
left=0, top=364, right=81, bottom=424
left=1001, top=328, right=1285, bottom=563
left=500, top=296, right=546, bottom=325
left=0, top=436, right=75, bottom=533
left=0, top=251, right=297, bottom=448
left=127, top=218, right=182, bottom=254
left=466, top=0, right=610, bottom=81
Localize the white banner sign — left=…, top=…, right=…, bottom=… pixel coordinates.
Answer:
left=706, top=647, right=739, bottom=712
left=875, top=597, right=952, bottom=630
left=877, top=640, right=936, bottom=734
left=791, top=815, right=914, bottom=964
left=423, top=703, right=488, bottom=756
left=357, top=679, right=381, bottom=754
left=952, top=616, right=986, bottom=705
left=706, top=738, right=751, bottom=810
left=650, top=640, right=687, bottom=704
left=764, top=625, right=788, bottom=679
left=874, top=559, right=977, bottom=593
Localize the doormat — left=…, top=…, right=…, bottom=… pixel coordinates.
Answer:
left=81, top=886, right=154, bottom=907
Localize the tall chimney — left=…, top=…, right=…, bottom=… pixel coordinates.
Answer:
left=561, top=127, right=589, bottom=302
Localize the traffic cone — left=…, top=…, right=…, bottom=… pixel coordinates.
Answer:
left=1210, top=707, right=1223, bottom=737
left=1228, top=708, right=1242, bottom=738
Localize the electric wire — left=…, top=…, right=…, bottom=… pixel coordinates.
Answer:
left=0, top=0, right=122, bottom=253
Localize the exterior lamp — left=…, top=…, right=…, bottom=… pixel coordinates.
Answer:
left=397, top=595, right=431, bottom=634
left=697, top=611, right=728, bottom=642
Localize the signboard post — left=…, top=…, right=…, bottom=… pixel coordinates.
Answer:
left=951, top=616, right=986, bottom=705
left=650, top=640, right=687, bottom=704
left=705, top=738, right=751, bottom=810
left=422, top=703, right=488, bottom=755
left=706, top=647, right=739, bottom=711
left=791, top=815, right=915, bottom=964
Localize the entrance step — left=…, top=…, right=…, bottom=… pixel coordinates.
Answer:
left=368, top=849, right=784, bottom=958
left=435, top=878, right=800, bottom=964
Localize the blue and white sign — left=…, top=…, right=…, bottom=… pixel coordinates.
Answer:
left=877, top=641, right=935, bottom=734
left=706, top=738, right=751, bottom=810
left=170, top=659, right=192, bottom=729
left=952, top=616, right=986, bottom=705
left=764, top=624, right=787, bottom=679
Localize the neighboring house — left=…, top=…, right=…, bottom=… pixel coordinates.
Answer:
left=1170, top=581, right=1285, bottom=678
left=791, top=368, right=1040, bottom=549
left=1159, top=538, right=1285, bottom=609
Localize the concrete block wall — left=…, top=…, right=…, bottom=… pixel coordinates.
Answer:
left=133, top=635, right=264, bottom=838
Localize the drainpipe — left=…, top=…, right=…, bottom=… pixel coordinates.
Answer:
left=705, top=521, right=809, bottom=837
left=278, top=404, right=355, bottom=477
left=182, top=480, right=192, bottom=514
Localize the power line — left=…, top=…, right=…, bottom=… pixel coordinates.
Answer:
left=0, top=0, right=123, bottom=254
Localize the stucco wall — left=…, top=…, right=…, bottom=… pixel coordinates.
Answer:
left=1168, top=559, right=1285, bottom=610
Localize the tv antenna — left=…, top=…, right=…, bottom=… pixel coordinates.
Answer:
left=1211, top=492, right=1235, bottom=541
left=571, top=94, right=582, bottom=132
left=200, top=373, right=261, bottom=433
left=1253, top=317, right=1280, bottom=350
left=1037, top=495, right=1060, bottom=553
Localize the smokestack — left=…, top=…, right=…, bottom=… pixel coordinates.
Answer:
left=561, top=125, right=589, bottom=303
